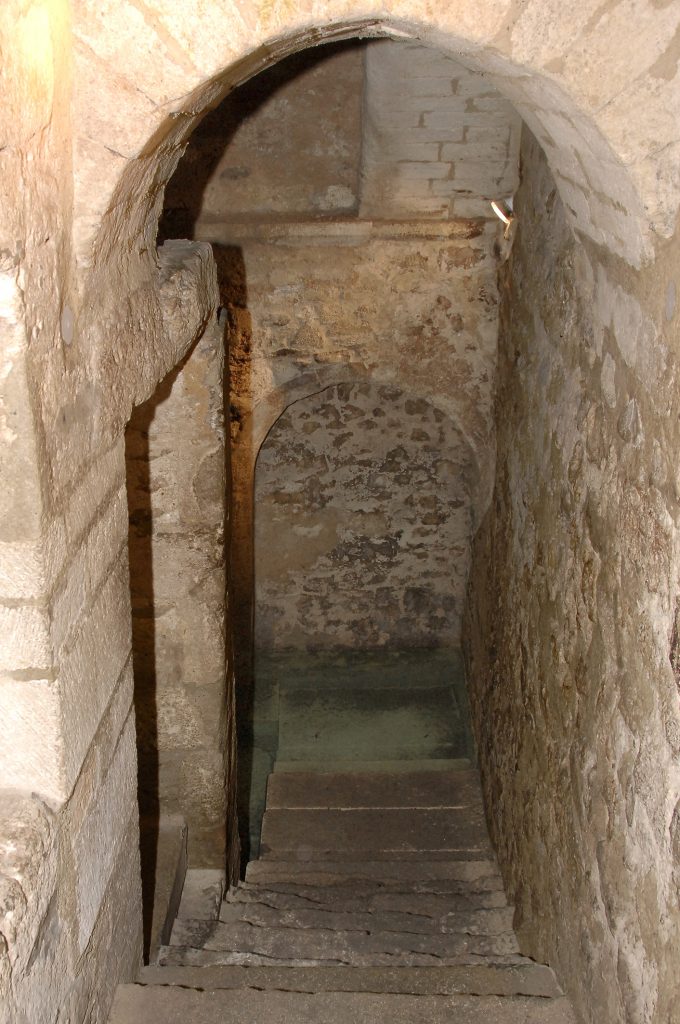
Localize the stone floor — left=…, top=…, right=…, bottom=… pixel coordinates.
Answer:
left=238, top=647, right=474, bottom=860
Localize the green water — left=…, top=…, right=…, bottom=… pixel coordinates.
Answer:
left=236, top=647, right=475, bottom=863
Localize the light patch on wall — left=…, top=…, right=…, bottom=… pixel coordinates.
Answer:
left=17, top=3, right=55, bottom=123
left=665, top=280, right=676, bottom=322
left=491, top=199, right=515, bottom=238
left=317, top=185, right=356, bottom=210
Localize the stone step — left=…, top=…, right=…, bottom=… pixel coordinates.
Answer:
left=227, top=882, right=509, bottom=913
left=245, top=858, right=504, bottom=888
left=159, top=943, right=527, bottom=969
left=274, top=758, right=472, bottom=774
left=160, top=917, right=521, bottom=967
left=175, top=869, right=225, bottom=921
left=136, top=962, right=565, bottom=998
left=259, top=808, right=492, bottom=860
left=266, top=769, right=485, bottom=810
left=110, top=984, right=577, bottom=1023
left=170, top=905, right=515, bottom=950
left=213, top=900, right=515, bottom=938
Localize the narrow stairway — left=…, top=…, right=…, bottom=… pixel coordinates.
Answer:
left=110, top=765, right=576, bottom=1022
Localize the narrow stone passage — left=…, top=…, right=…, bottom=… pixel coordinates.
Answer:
left=110, top=764, right=576, bottom=1022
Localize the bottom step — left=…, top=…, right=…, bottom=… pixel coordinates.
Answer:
left=110, top=984, right=576, bottom=1024
left=138, top=963, right=565, bottom=998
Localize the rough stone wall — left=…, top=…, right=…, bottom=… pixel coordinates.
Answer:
left=215, top=220, right=500, bottom=678
left=125, top=308, right=237, bottom=872
left=465, top=130, right=680, bottom=1024
left=220, top=220, right=499, bottom=478
left=255, top=382, right=473, bottom=650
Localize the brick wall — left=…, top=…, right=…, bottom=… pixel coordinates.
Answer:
left=361, top=41, right=521, bottom=219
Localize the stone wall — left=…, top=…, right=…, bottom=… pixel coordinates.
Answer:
left=465, top=130, right=680, bottom=1024
left=215, top=219, right=500, bottom=681
left=221, top=219, right=499, bottom=478
left=255, top=382, right=474, bottom=650
left=360, top=41, right=521, bottom=219
left=125, top=305, right=237, bottom=872
left=0, top=198, right=220, bottom=1024
left=161, top=40, right=521, bottom=234
left=176, top=41, right=516, bottom=678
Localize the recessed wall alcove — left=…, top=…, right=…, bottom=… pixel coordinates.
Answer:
left=241, top=380, right=477, bottom=857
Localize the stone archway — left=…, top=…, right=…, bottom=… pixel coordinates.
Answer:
left=73, top=1, right=677, bottom=273
left=236, top=378, right=478, bottom=862
left=82, top=25, right=680, bottom=1023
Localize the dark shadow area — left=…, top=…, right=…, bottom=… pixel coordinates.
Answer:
left=124, top=359, right=190, bottom=961
left=157, top=38, right=364, bottom=244
left=213, top=243, right=258, bottom=874
left=125, top=396, right=160, bottom=963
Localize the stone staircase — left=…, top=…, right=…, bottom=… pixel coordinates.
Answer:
left=109, top=765, right=575, bottom=1022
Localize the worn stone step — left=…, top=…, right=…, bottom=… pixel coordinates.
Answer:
left=137, top=962, right=565, bottom=999
left=227, top=883, right=509, bottom=913
left=169, top=917, right=218, bottom=948
left=260, top=808, right=492, bottom=860
left=266, top=770, right=486, bottom=810
left=175, top=869, right=225, bottom=921
left=213, top=900, right=515, bottom=939
left=274, top=758, right=472, bottom=774
left=110, top=983, right=576, bottom=1023
left=159, top=943, right=527, bottom=969
left=245, top=858, right=504, bottom=888
left=160, top=917, right=520, bottom=967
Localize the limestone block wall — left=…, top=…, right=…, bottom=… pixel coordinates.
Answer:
left=0, top=433, right=143, bottom=1024
left=125, top=309, right=237, bottom=871
left=255, top=382, right=473, bottom=651
left=0, top=214, right=221, bottom=1021
left=465, top=131, right=680, bottom=1024
left=360, top=41, right=521, bottom=219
